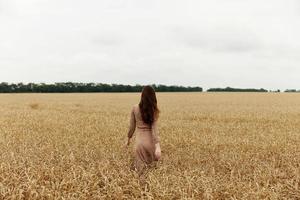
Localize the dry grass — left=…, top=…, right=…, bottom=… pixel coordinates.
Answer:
left=0, top=93, right=300, bottom=199
left=29, top=103, right=39, bottom=110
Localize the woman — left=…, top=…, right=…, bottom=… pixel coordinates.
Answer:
left=126, top=85, right=161, bottom=177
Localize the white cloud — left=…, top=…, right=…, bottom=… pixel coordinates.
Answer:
left=0, top=0, right=299, bottom=90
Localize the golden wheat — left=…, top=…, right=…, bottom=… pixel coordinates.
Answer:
left=0, top=93, right=300, bottom=199
left=29, top=103, right=39, bottom=110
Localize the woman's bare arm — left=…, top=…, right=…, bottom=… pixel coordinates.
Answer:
left=127, top=106, right=136, bottom=145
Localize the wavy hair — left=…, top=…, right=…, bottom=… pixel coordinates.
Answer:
left=139, top=86, right=159, bottom=125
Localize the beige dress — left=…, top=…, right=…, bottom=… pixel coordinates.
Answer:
left=128, top=104, right=160, bottom=175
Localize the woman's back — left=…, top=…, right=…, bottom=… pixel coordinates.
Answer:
left=133, top=104, right=152, bottom=130
left=129, top=104, right=160, bottom=145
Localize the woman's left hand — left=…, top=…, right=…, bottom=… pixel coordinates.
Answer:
left=155, top=144, right=161, bottom=160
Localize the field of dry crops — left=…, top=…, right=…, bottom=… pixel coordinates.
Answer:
left=1, top=93, right=300, bottom=199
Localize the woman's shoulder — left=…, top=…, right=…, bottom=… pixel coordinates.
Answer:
left=131, top=104, right=139, bottom=113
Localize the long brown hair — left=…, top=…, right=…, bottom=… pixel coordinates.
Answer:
left=139, top=86, right=159, bottom=125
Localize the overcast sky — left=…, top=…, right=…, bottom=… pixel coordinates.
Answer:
left=0, top=0, right=299, bottom=90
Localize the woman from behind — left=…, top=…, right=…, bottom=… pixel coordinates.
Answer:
left=126, top=85, right=161, bottom=181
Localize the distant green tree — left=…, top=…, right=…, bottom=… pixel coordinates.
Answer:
left=284, top=89, right=297, bottom=93
left=0, top=82, right=203, bottom=93
left=207, top=87, right=268, bottom=92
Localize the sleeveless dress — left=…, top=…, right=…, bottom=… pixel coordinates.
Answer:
left=127, top=104, right=160, bottom=175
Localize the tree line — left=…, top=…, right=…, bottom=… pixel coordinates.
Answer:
left=284, top=89, right=300, bottom=93
left=0, top=82, right=298, bottom=93
left=0, top=82, right=203, bottom=93
left=207, top=87, right=268, bottom=92
left=207, top=87, right=300, bottom=92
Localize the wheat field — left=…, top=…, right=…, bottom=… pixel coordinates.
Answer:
left=0, top=93, right=300, bottom=199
